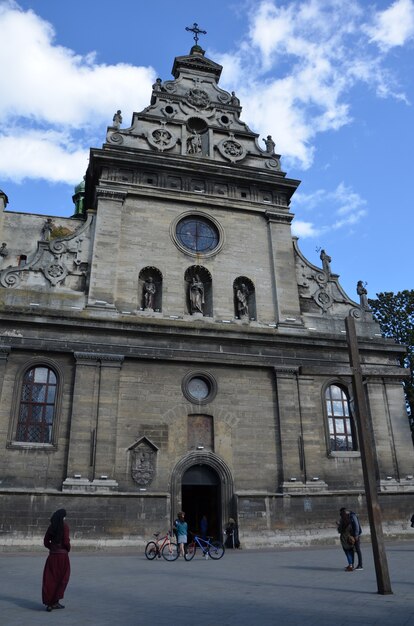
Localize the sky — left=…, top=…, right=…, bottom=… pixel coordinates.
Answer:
left=0, top=0, right=413, bottom=300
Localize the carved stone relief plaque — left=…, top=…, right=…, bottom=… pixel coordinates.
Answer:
left=131, top=442, right=156, bottom=486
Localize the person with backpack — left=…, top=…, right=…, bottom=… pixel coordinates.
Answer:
left=339, top=507, right=363, bottom=570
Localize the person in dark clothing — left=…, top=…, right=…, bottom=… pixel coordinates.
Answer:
left=411, top=514, right=414, bottom=528
left=224, top=518, right=240, bottom=549
left=42, top=509, right=71, bottom=611
left=340, top=507, right=363, bottom=570
left=337, top=508, right=355, bottom=571
left=349, top=509, right=363, bottom=570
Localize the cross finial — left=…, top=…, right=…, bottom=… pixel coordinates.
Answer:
left=185, top=22, right=207, bottom=45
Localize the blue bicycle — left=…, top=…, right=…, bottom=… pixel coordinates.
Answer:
left=184, top=534, right=225, bottom=560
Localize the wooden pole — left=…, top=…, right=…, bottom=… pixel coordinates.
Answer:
left=345, top=315, right=392, bottom=594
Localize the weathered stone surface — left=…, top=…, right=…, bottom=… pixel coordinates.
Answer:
left=0, top=45, right=412, bottom=547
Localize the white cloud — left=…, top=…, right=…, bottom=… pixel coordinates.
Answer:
left=292, top=182, right=367, bottom=238
left=291, top=220, right=320, bottom=238
left=366, top=0, right=414, bottom=51
left=0, top=130, right=87, bottom=184
left=0, top=1, right=156, bottom=182
left=216, top=0, right=411, bottom=169
left=0, top=0, right=412, bottom=186
left=0, top=2, right=155, bottom=126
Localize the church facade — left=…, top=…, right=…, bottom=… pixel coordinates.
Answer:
left=0, top=45, right=413, bottom=548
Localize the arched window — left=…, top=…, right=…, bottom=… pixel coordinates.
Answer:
left=325, top=384, right=356, bottom=452
left=16, top=366, right=57, bottom=443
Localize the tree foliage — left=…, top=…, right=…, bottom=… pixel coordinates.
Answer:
left=368, top=290, right=414, bottom=428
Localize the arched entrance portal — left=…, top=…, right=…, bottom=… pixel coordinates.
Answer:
left=182, top=465, right=220, bottom=539
left=171, top=451, right=234, bottom=542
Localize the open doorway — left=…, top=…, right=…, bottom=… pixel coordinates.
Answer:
left=181, top=464, right=221, bottom=540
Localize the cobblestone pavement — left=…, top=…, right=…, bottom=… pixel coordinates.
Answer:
left=0, top=541, right=413, bottom=626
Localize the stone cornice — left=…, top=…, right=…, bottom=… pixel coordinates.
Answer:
left=74, top=351, right=125, bottom=363
left=265, top=210, right=294, bottom=224
left=95, top=188, right=127, bottom=202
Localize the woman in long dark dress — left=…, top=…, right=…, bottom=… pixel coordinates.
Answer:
left=42, top=508, right=71, bottom=611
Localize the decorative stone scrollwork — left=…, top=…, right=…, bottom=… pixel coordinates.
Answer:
left=49, top=240, right=68, bottom=255
left=265, top=158, right=281, bottom=170
left=0, top=270, right=20, bottom=288
left=313, top=288, right=333, bottom=313
left=315, top=272, right=328, bottom=285
left=223, top=140, right=243, bottom=157
left=217, top=92, right=231, bottom=104
left=43, top=262, right=67, bottom=286
left=349, top=307, right=362, bottom=319
left=216, top=135, right=246, bottom=163
left=163, top=81, right=177, bottom=93
left=147, top=127, right=177, bottom=152
left=186, top=88, right=210, bottom=109
left=108, top=132, right=124, bottom=144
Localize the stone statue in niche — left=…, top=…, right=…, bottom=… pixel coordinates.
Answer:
left=187, top=131, right=202, bottom=155
left=190, top=275, right=204, bottom=314
left=320, top=249, right=331, bottom=276
left=143, top=276, right=156, bottom=310
left=0, top=242, right=8, bottom=259
left=263, top=135, right=276, bottom=155
left=41, top=218, right=54, bottom=242
left=236, top=283, right=249, bottom=318
left=357, top=280, right=369, bottom=309
left=112, top=110, right=122, bottom=129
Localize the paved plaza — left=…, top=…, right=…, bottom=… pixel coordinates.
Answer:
left=0, top=541, right=413, bottom=626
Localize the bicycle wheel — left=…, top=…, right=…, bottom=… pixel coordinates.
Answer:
left=208, top=541, right=225, bottom=559
left=184, top=542, right=196, bottom=561
left=162, top=542, right=179, bottom=561
left=145, top=541, right=158, bottom=560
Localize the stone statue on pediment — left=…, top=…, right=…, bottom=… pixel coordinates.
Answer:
left=263, top=135, right=276, bottom=155
left=0, top=242, right=8, bottom=258
left=320, top=249, right=331, bottom=276
left=230, top=91, right=240, bottom=106
left=357, top=281, right=369, bottom=309
left=112, top=110, right=122, bottom=129
left=152, top=78, right=163, bottom=91
left=41, top=219, right=54, bottom=242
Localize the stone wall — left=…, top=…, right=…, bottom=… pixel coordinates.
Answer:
left=1, top=490, right=413, bottom=550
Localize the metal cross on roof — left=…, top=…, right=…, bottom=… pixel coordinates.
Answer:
left=185, top=22, right=207, bottom=45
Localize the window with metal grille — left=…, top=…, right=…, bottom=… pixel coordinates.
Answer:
left=325, top=384, right=356, bottom=452
left=16, top=366, right=57, bottom=443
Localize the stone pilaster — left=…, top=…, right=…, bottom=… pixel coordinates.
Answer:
left=367, top=379, right=414, bottom=491
left=266, top=211, right=302, bottom=325
left=0, top=346, right=11, bottom=440
left=296, top=374, right=328, bottom=490
left=63, top=352, right=100, bottom=486
left=92, top=354, right=124, bottom=484
left=87, top=188, right=126, bottom=307
left=274, top=368, right=305, bottom=492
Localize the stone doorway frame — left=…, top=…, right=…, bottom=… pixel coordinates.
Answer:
left=170, top=451, right=234, bottom=535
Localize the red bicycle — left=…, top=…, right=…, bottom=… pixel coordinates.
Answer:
left=145, top=531, right=178, bottom=561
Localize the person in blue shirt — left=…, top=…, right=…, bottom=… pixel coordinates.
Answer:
left=174, top=512, right=188, bottom=557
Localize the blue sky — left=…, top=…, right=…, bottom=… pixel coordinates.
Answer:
left=0, top=0, right=413, bottom=300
